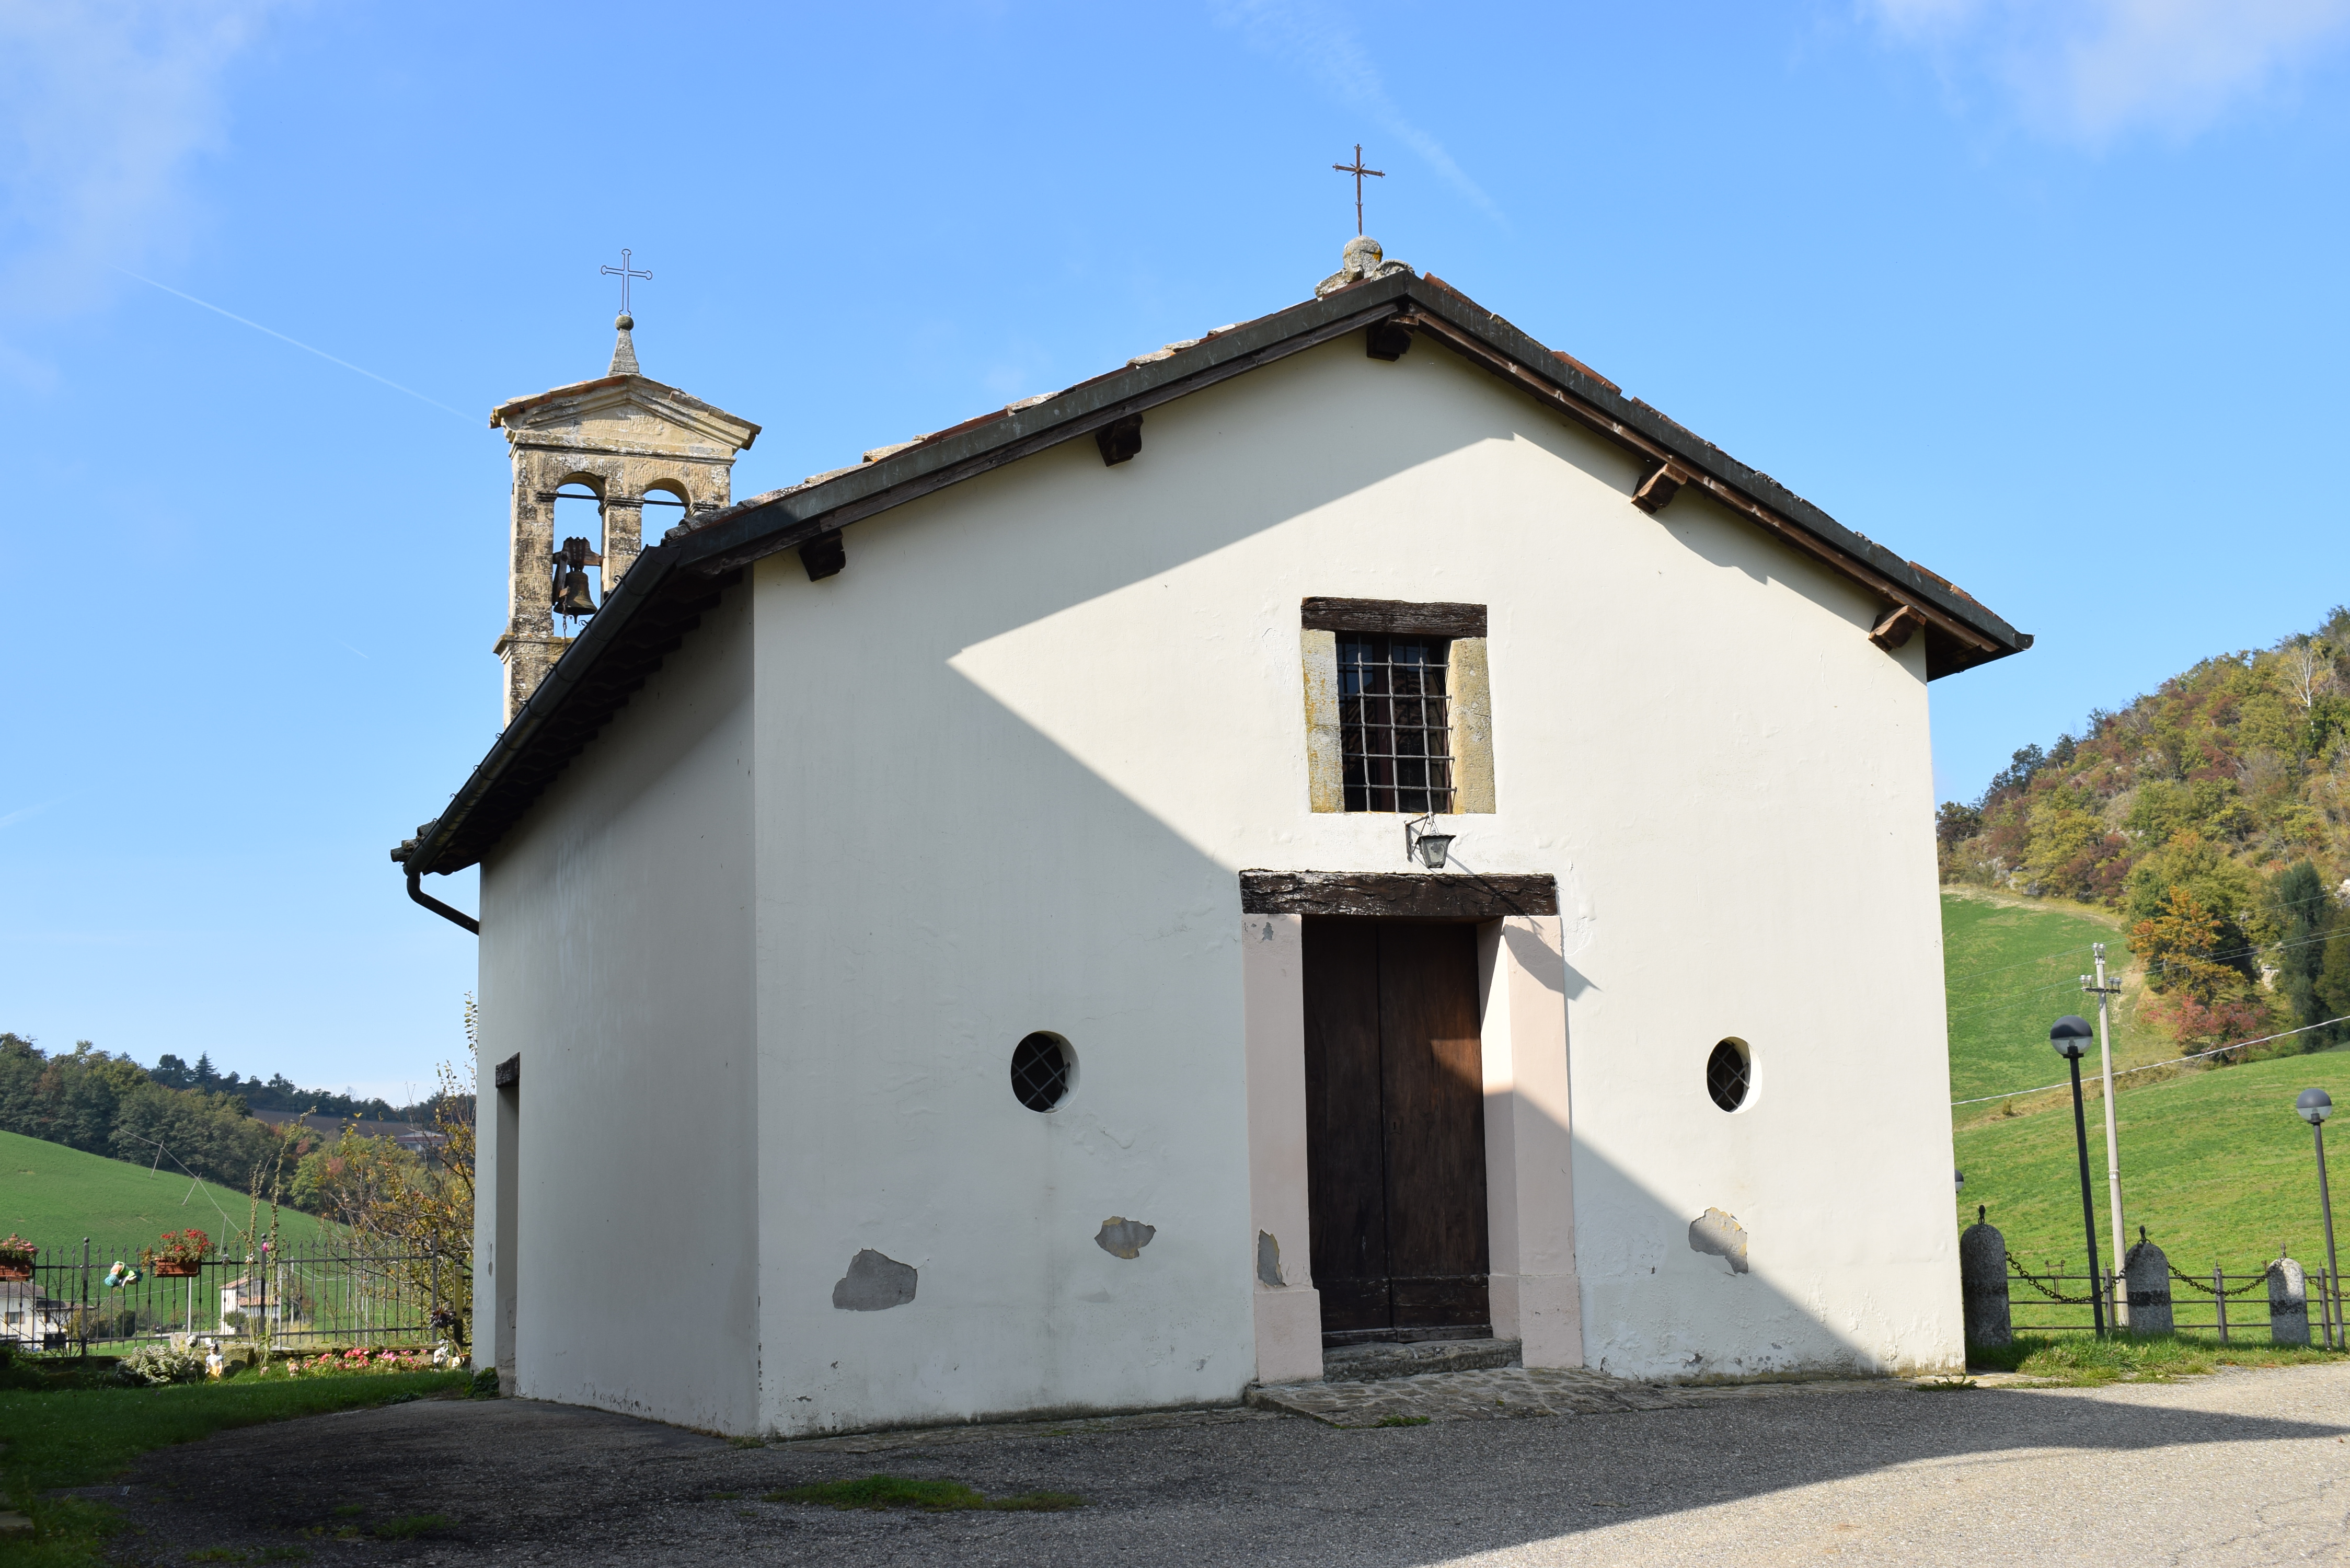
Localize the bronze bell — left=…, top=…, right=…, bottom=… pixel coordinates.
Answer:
left=551, top=536, right=603, bottom=619
left=554, top=567, right=596, bottom=618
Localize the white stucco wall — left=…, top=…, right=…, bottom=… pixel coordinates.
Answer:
left=476, top=585, right=762, bottom=1432
left=476, top=321, right=1966, bottom=1436
left=738, top=331, right=1959, bottom=1431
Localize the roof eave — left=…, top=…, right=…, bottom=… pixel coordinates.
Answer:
left=406, top=269, right=2026, bottom=880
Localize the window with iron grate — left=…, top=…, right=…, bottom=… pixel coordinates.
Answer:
left=1706, top=1039, right=1750, bottom=1112
left=1009, top=1032, right=1075, bottom=1112
left=1338, top=637, right=1454, bottom=814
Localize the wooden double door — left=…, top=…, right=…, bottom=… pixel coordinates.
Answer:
left=1303, top=918, right=1491, bottom=1343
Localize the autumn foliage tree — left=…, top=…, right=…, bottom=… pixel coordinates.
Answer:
left=2130, top=886, right=2274, bottom=1051
left=290, top=1047, right=476, bottom=1346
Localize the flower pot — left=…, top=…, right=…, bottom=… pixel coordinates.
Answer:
left=0, top=1260, right=30, bottom=1282
left=155, top=1260, right=202, bottom=1278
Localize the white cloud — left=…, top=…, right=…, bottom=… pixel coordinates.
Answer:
left=1212, top=0, right=1504, bottom=224
left=1864, top=0, right=2350, bottom=142
left=0, top=1, right=285, bottom=320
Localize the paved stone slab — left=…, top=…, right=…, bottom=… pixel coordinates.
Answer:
left=779, top=1405, right=1282, bottom=1454
left=1249, top=1365, right=1698, bottom=1424
left=1253, top=1364, right=1943, bottom=1425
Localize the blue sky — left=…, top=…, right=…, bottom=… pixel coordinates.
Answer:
left=4, top=1, right=2347, bottom=1095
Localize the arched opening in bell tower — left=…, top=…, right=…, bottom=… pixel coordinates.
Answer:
left=549, top=479, right=607, bottom=629
left=639, top=480, right=692, bottom=545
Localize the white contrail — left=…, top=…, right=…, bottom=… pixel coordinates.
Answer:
left=109, top=264, right=470, bottom=421
left=1213, top=0, right=1504, bottom=225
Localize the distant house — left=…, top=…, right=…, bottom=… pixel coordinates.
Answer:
left=0, top=1282, right=70, bottom=1351
left=217, top=1275, right=286, bottom=1327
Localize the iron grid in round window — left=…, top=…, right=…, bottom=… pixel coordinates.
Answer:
left=1706, top=1039, right=1750, bottom=1112
left=1010, top=1032, right=1073, bottom=1112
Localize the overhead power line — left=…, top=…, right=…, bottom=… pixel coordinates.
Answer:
left=1951, top=1014, right=2350, bottom=1106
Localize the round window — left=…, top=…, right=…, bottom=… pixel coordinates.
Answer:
left=1706, top=1039, right=1750, bottom=1112
left=1010, top=1032, right=1075, bottom=1112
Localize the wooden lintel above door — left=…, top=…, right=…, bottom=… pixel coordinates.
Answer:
left=1240, top=870, right=1558, bottom=919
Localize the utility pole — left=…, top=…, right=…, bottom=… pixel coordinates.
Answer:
left=2083, top=943, right=2127, bottom=1328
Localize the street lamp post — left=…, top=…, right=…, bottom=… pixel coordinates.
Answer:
left=2298, top=1088, right=2340, bottom=1351
left=2052, top=1015, right=2105, bottom=1336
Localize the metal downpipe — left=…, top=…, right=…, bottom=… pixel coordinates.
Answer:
left=405, top=863, right=480, bottom=935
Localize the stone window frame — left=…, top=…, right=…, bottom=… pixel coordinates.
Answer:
left=1300, top=597, right=1495, bottom=814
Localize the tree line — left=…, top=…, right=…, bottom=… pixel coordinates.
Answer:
left=0, top=1033, right=468, bottom=1210
left=145, top=1052, right=434, bottom=1123
left=0, top=1034, right=292, bottom=1196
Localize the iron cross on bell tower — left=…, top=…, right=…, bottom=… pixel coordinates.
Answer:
left=600, top=248, right=652, bottom=317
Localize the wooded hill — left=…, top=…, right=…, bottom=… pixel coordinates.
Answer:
left=1939, top=606, right=2350, bottom=1052
left=0, top=1034, right=461, bottom=1206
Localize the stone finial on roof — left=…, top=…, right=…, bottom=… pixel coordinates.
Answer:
left=609, top=313, right=640, bottom=377
left=1316, top=235, right=1411, bottom=299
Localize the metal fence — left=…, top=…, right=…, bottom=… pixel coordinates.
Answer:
left=3, top=1240, right=457, bottom=1355
left=2006, top=1262, right=2348, bottom=1346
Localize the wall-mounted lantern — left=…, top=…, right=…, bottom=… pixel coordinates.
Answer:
left=1406, top=814, right=1454, bottom=870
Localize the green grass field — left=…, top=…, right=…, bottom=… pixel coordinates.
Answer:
left=1942, top=889, right=2146, bottom=1123
left=1942, top=890, right=2350, bottom=1327
left=0, top=1129, right=326, bottom=1257
left=1953, top=1048, right=2349, bottom=1278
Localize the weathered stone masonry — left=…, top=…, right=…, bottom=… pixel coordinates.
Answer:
left=488, top=315, right=760, bottom=722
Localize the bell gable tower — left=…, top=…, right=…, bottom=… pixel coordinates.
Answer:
left=488, top=312, right=760, bottom=722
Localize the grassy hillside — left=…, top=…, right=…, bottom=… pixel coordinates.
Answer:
left=0, top=1127, right=327, bottom=1255
left=1942, top=890, right=2147, bottom=1124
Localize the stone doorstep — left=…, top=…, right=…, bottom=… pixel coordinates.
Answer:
left=1320, top=1337, right=1522, bottom=1383
left=0, top=1511, right=30, bottom=1535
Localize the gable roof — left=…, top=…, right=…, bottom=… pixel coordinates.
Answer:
left=397, top=269, right=2029, bottom=879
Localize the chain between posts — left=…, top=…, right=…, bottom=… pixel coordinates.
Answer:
left=2005, top=1256, right=2104, bottom=1306
left=2010, top=1254, right=2288, bottom=1304
left=2167, top=1264, right=2271, bottom=1298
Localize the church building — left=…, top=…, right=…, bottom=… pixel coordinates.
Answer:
left=394, top=237, right=2029, bottom=1436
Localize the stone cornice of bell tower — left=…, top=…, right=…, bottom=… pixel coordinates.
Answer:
left=490, top=335, right=761, bottom=725
left=491, top=374, right=761, bottom=456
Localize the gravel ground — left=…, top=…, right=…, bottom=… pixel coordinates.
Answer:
left=92, top=1363, right=2350, bottom=1565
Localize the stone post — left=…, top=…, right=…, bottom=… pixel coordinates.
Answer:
left=1959, top=1206, right=2011, bottom=1347
left=2268, top=1256, right=2310, bottom=1346
left=2122, top=1229, right=2172, bottom=1336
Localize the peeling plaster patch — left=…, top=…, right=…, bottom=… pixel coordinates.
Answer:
left=1096, top=1217, right=1156, bottom=1259
left=1689, top=1208, right=1749, bottom=1275
left=832, top=1249, right=918, bottom=1310
left=1257, top=1230, right=1285, bottom=1287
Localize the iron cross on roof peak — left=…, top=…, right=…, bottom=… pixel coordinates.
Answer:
left=1331, top=144, right=1384, bottom=236
left=600, top=247, right=652, bottom=321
